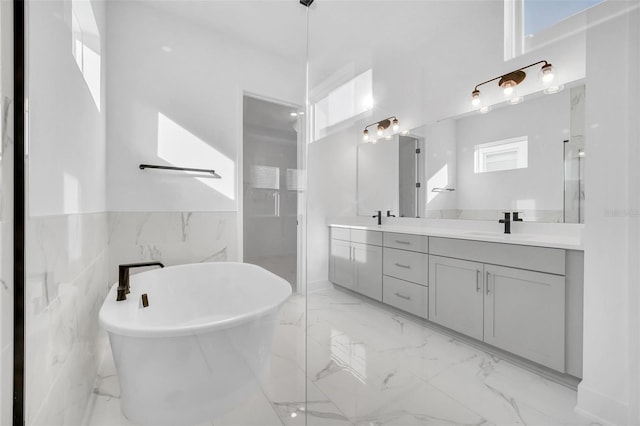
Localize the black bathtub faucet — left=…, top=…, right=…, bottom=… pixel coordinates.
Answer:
left=117, top=262, right=165, bottom=301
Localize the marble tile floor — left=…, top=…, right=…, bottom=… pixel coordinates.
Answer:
left=87, top=286, right=599, bottom=426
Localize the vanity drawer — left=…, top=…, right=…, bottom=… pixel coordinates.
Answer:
left=383, top=276, right=428, bottom=319
left=330, top=227, right=351, bottom=241
left=351, top=229, right=382, bottom=246
left=383, top=232, right=428, bottom=253
left=429, top=237, right=565, bottom=275
left=383, top=247, right=428, bottom=286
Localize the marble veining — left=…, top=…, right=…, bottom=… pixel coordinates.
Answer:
left=108, top=211, right=237, bottom=283
left=87, top=286, right=598, bottom=426
left=25, top=213, right=109, bottom=426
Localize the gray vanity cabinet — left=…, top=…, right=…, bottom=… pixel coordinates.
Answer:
left=428, top=256, right=484, bottom=340
left=429, top=237, right=567, bottom=372
left=329, top=238, right=355, bottom=290
left=484, top=265, right=565, bottom=371
left=329, top=227, right=383, bottom=301
left=353, top=242, right=383, bottom=301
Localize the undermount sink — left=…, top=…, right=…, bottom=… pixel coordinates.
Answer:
left=465, top=231, right=534, bottom=239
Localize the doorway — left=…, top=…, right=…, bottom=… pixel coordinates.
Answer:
left=242, top=95, right=302, bottom=291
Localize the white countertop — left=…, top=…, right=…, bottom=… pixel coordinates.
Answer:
left=328, top=223, right=583, bottom=250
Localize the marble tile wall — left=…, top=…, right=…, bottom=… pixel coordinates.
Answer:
left=25, top=213, right=109, bottom=425
left=107, top=212, right=238, bottom=284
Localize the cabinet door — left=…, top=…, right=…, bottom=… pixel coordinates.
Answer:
left=330, top=239, right=354, bottom=290
left=353, top=242, right=383, bottom=301
left=484, top=265, right=565, bottom=371
left=429, top=256, right=484, bottom=340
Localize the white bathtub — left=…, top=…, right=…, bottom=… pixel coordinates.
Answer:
left=99, top=262, right=292, bottom=425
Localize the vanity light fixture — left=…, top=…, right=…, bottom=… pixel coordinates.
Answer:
left=363, top=116, right=399, bottom=141
left=471, top=60, right=560, bottom=109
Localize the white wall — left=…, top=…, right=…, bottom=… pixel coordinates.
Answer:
left=28, top=0, right=106, bottom=216
left=577, top=4, right=640, bottom=425
left=307, top=128, right=359, bottom=285
left=106, top=1, right=304, bottom=213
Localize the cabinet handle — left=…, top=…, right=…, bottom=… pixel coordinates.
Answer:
left=476, top=270, right=481, bottom=292
left=486, top=271, right=490, bottom=294
left=394, top=240, right=411, bottom=245
left=394, top=263, right=411, bottom=269
left=394, top=292, right=411, bottom=301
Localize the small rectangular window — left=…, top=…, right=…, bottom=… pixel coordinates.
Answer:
left=312, top=69, right=373, bottom=141
left=474, top=136, right=528, bottom=173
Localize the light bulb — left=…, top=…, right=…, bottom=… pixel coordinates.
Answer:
left=541, top=63, right=555, bottom=83
left=392, top=118, right=399, bottom=131
left=290, top=112, right=298, bottom=117
left=363, top=129, right=369, bottom=141
left=377, top=125, right=384, bottom=137
left=471, top=89, right=481, bottom=107
left=504, top=84, right=513, bottom=96
left=578, top=149, right=585, bottom=157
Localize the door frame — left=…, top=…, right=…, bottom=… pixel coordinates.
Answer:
left=239, top=91, right=306, bottom=294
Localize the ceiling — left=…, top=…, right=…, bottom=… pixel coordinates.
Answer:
left=138, top=0, right=499, bottom=86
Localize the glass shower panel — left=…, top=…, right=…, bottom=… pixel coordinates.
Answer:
left=306, top=1, right=593, bottom=424
left=243, top=96, right=301, bottom=289
left=0, top=2, right=14, bottom=424
left=23, top=1, right=309, bottom=425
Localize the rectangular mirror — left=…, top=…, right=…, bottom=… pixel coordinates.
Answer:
left=356, top=83, right=585, bottom=223
left=357, top=134, right=425, bottom=218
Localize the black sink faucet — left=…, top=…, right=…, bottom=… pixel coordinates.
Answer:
left=513, top=212, right=523, bottom=222
left=117, top=262, right=165, bottom=301
left=373, top=210, right=382, bottom=226
left=499, top=212, right=511, bottom=234
left=386, top=210, right=396, bottom=218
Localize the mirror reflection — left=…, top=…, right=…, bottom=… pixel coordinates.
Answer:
left=357, top=84, right=585, bottom=223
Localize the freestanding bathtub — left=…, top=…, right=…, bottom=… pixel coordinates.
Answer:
left=99, top=262, right=292, bottom=426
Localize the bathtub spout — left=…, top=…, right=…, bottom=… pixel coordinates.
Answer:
left=117, top=262, right=165, bottom=301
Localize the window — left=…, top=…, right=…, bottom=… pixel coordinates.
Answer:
left=505, top=0, right=605, bottom=60
left=312, top=69, right=373, bottom=141
left=524, top=0, right=604, bottom=37
left=474, top=136, right=528, bottom=173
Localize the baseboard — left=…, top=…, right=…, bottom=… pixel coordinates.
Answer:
left=576, top=382, right=629, bottom=426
